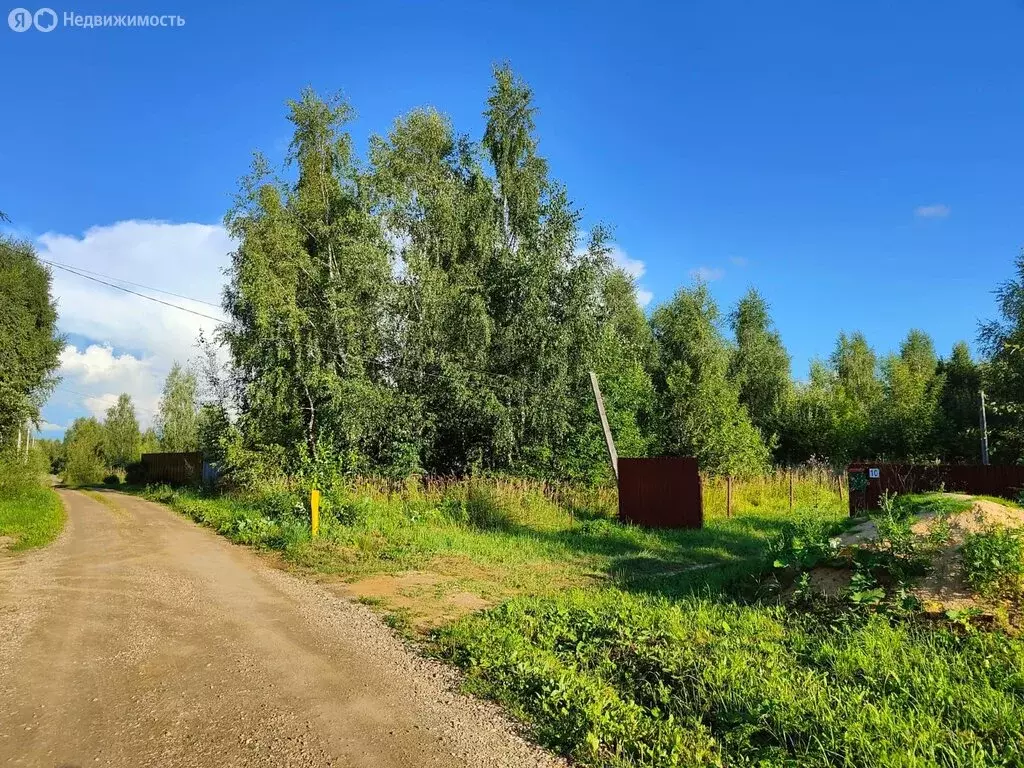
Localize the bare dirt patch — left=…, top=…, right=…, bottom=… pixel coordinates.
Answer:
left=330, top=571, right=493, bottom=630
left=808, top=497, right=1024, bottom=616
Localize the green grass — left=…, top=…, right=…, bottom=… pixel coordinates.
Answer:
left=0, top=486, right=65, bottom=550
left=0, top=455, right=65, bottom=551
left=135, top=474, right=846, bottom=605
left=962, top=525, right=1024, bottom=598
left=892, top=492, right=975, bottom=519
left=435, top=589, right=1024, bottom=767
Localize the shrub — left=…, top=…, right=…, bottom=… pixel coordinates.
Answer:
left=961, top=525, right=1024, bottom=597
left=103, top=474, right=121, bottom=486
left=63, top=446, right=105, bottom=487
left=0, top=449, right=65, bottom=549
left=767, top=517, right=841, bottom=570
left=125, top=461, right=146, bottom=485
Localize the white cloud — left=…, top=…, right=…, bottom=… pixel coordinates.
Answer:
left=574, top=234, right=653, bottom=308
left=58, top=343, right=152, bottom=385
left=37, top=421, right=64, bottom=433
left=38, top=220, right=234, bottom=428
left=607, top=244, right=645, bottom=280
left=58, top=344, right=161, bottom=424
left=914, top=203, right=951, bottom=219
left=691, top=266, right=725, bottom=282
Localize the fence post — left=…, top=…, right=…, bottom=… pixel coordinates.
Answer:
left=726, top=476, right=733, bottom=518
left=310, top=489, right=320, bottom=539
left=789, top=470, right=794, bottom=512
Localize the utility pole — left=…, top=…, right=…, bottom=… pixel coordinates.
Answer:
left=979, top=390, right=990, bottom=466
left=588, top=371, right=618, bottom=481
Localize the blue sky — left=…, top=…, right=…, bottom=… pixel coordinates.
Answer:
left=2, top=0, right=1023, bottom=434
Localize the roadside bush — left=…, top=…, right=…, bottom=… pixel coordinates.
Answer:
left=767, top=517, right=842, bottom=570
left=962, top=525, right=1024, bottom=598
left=0, top=447, right=50, bottom=493
left=125, top=461, right=145, bottom=485
left=103, top=474, right=121, bottom=486
left=0, top=448, right=65, bottom=549
left=63, top=446, right=105, bottom=487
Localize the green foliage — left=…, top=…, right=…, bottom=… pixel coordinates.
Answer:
left=0, top=448, right=65, bottom=549
left=62, top=417, right=106, bottom=487
left=35, top=437, right=65, bottom=474
left=935, top=341, right=982, bottom=461
left=980, top=250, right=1024, bottom=463
left=729, top=289, right=792, bottom=454
left=224, top=87, right=394, bottom=468
left=204, top=71, right=1024, bottom=477
left=156, top=363, right=199, bottom=452
left=196, top=403, right=232, bottom=464
left=141, top=483, right=308, bottom=550
left=651, top=283, right=769, bottom=476
left=222, top=67, right=653, bottom=481
left=103, top=393, right=141, bottom=468
left=875, top=330, right=944, bottom=460
left=962, top=525, right=1024, bottom=598
left=436, top=590, right=1024, bottom=767
left=828, top=332, right=883, bottom=463
left=0, top=237, right=64, bottom=444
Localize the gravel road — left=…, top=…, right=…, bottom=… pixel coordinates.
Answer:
left=0, top=489, right=566, bottom=767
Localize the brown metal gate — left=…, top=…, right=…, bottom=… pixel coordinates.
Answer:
left=618, top=457, right=703, bottom=528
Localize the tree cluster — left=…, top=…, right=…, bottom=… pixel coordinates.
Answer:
left=52, top=366, right=201, bottom=484
left=216, top=66, right=1022, bottom=479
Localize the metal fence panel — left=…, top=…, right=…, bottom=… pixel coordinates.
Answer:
left=618, top=457, right=703, bottom=528
left=141, top=452, right=204, bottom=485
left=847, top=462, right=1024, bottom=515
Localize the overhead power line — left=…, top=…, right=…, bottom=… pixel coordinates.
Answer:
left=52, top=385, right=156, bottom=416
left=44, top=262, right=537, bottom=390
left=39, top=258, right=223, bottom=309
left=43, top=260, right=226, bottom=323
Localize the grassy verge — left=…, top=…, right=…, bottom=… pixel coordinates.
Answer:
left=0, top=451, right=65, bottom=551
left=134, top=474, right=846, bottom=626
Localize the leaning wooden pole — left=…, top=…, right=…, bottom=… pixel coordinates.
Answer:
left=980, top=390, right=990, bottom=466
left=589, top=371, right=618, bottom=481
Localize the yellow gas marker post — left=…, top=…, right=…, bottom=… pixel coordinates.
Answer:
left=311, top=489, right=320, bottom=538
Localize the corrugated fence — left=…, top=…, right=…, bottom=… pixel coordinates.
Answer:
left=847, top=462, right=1024, bottom=515
left=618, top=457, right=703, bottom=528
left=140, top=452, right=204, bottom=485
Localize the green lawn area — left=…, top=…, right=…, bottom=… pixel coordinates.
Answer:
left=0, top=484, right=65, bottom=550
left=137, top=474, right=848, bottom=617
